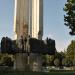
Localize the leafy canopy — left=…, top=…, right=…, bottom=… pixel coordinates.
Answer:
left=64, top=0, right=75, bottom=35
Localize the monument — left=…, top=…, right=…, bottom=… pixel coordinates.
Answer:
left=13, top=0, right=43, bottom=71
left=14, top=0, right=43, bottom=40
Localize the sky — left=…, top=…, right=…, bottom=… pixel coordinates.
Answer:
left=0, top=0, right=75, bottom=52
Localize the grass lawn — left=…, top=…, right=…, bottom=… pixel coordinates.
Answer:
left=0, top=71, right=75, bottom=75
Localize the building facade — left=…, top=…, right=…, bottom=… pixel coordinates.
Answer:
left=14, top=0, right=43, bottom=40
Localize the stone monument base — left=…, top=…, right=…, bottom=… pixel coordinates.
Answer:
left=15, top=53, right=42, bottom=71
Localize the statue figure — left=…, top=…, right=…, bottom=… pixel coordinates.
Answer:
left=24, top=37, right=27, bottom=51
left=26, top=35, right=30, bottom=53
left=20, top=36, right=24, bottom=51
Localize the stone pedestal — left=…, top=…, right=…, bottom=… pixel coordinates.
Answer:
left=15, top=53, right=42, bottom=71
left=15, top=53, right=27, bottom=71
left=29, top=53, right=42, bottom=71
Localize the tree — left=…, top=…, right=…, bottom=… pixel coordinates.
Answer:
left=42, top=54, right=54, bottom=66
left=46, top=54, right=54, bottom=66
left=3, top=57, right=13, bottom=66
left=1, top=54, right=14, bottom=67
left=54, top=58, right=60, bottom=67
left=42, top=55, right=47, bottom=67
left=66, top=40, right=75, bottom=65
left=62, top=58, right=66, bottom=66
left=1, top=37, right=15, bottom=54
left=62, top=58, right=73, bottom=67
left=64, top=0, right=75, bottom=35
left=54, top=52, right=65, bottom=66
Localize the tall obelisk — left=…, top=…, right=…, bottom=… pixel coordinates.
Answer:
left=14, top=0, right=29, bottom=40
left=14, top=0, right=43, bottom=40
left=32, top=0, right=43, bottom=40
left=14, top=0, right=43, bottom=70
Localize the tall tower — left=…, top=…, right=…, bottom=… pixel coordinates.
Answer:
left=14, top=0, right=43, bottom=40
left=32, top=0, right=43, bottom=40
left=14, top=0, right=29, bottom=40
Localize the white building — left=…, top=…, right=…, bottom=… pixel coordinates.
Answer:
left=14, top=0, right=43, bottom=40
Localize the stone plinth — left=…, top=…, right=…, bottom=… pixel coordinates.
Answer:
left=15, top=53, right=42, bottom=71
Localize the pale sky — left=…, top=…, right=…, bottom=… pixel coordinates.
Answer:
left=0, top=0, right=75, bottom=52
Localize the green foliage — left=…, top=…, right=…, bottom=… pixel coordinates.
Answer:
left=55, top=52, right=65, bottom=60
left=42, top=55, right=47, bottom=67
left=54, top=52, right=66, bottom=66
left=66, top=40, right=75, bottom=60
left=0, top=53, right=2, bottom=60
left=3, top=56, right=13, bottom=66
left=54, top=58, right=60, bottom=67
left=0, top=54, right=14, bottom=67
left=46, top=55, right=54, bottom=66
left=42, top=55, right=54, bottom=66
left=64, top=0, right=75, bottom=35
left=62, top=58, right=66, bottom=66
left=66, top=40, right=75, bottom=65
left=62, top=58, right=73, bottom=67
